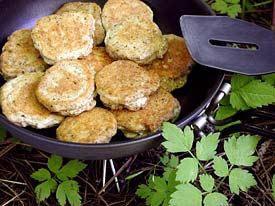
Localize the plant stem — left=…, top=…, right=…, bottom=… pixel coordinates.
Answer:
left=215, top=164, right=234, bottom=191
left=253, top=0, right=272, bottom=7
left=187, top=150, right=207, bottom=174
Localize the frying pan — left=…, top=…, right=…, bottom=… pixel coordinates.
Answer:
left=0, top=0, right=224, bottom=160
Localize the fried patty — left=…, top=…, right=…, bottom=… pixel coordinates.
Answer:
left=56, top=107, right=117, bottom=144
left=0, top=29, right=48, bottom=80
left=105, top=16, right=168, bottom=64
left=80, top=46, right=113, bottom=73
left=95, top=60, right=160, bottom=110
left=112, top=88, right=181, bottom=138
left=55, top=2, right=105, bottom=45
left=0, top=72, right=64, bottom=128
left=146, top=34, right=193, bottom=92
left=31, top=12, right=95, bottom=65
left=36, top=59, right=96, bottom=116
left=102, top=0, right=153, bottom=31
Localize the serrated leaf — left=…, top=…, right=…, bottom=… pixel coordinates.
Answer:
left=211, top=0, right=228, bottom=13
left=31, top=168, right=51, bottom=182
left=170, top=183, right=202, bottom=206
left=196, top=133, right=219, bottom=161
left=56, top=180, right=81, bottom=206
left=176, top=158, right=198, bottom=183
left=230, top=92, right=250, bottom=110
left=227, top=4, right=242, bottom=17
left=262, top=73, right=275, bottom=86
left=229, top=168, right=257, bottom=195
left=224, top=135, right=260, bottom=166
left=231, top=74, right=256, bottom=89
left=48, top=154, right=63, bottom=174
left=162, top=123, right=194, bottom=153
left=199, top=174, right=215, bottom=192
left=213, top=157, right=229, bottom=177
left=204, top=192, right=228, bottom=206
left=57, top=160, right=87, bottom=181
left=272, top=174, right=275, bottom=200
left=34, top=178, right=57, bottom=202
left=136, top=184, right=152, bottom=199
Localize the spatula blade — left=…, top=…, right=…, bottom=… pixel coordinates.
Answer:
left=180, top=15, right=275, bottom=75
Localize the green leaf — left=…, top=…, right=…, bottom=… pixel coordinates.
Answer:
left=272, top=174, right=275, bottom=200
left=57, top=160, right=87, bottom=181
left=225, top=0, right=240, bottom=4
left=213, top=157, right=229, bottom=177
left=231, top=74, right=256, bottom=89
left=204, top=192, right=228, bottom=206
left=136, top=184, right=152, bottom=199
left=48, top=154, right=63, bottom=174
left=176, top=158, right=198, bottom=183
left=229, top=168, right=257, bottom=195
left=170, top=183, right=202, bottom=206
left=230, top=92, right=250, bottom=110
left=227, top=4, right=242, bottom=17
left=31, top=168, right=51, bottom=182
left=162, top=123, right=194, bottom=153
left=125, top=171, right=144, bottom=180
left=262, top=73, right=275, bottom=86
left=56, top=180, right=81, bottom=206
left=211, top=0, right=228, bottom=14
left=34, top=178, right=57, bottom=202
left=196, top=133, right=219, bottom=161
left=199, top=174, right=215, bottom=193
left=224, top=135, right=260, bottom=166
left=215, top=105, right=239, bottom=131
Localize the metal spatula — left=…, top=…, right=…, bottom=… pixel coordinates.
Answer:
left=180, top=15, right=275, bottom=75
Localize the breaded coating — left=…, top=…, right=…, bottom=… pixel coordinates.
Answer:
left=102, top=0, right=153, bottom=31
left=112, top=88, right=181, bottom=138
left=105, top=16, right=168, bottom=64
left=57, top=107, right=117, bottom=144
left=36, top=60, right=96, bottom=116
left=0, top=72, right=64, bottom=128
left=146, top=34, right=193, bottom=92
left=0, top=29, right=48, bottom=80
left=55, top=2, right=105, bottom=45
left=80, top=46, right=113, bottom=73
left=95, top=60, right=160, bottom=110
left=31, top=12, right=95, bottom=65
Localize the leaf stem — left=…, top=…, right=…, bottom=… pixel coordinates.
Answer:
left=215, top=164, right=234, bottom=191
left=253, top=0, right=272, bottom=7
left=187, top=150, right=207, bottom=174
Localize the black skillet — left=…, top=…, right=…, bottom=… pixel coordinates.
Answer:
left=0, top=0, right=225, bottom=160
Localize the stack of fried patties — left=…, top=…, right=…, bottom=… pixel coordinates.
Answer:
left=0, top=0, right=193, bottom=143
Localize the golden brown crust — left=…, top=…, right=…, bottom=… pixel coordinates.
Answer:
left=36, top=59, right=96, bottom=116
left=55, top=2, right=105, bottom=45
left=145, top=34, right=193, bottom=92
left=56, top=107, right=117, bottom=143
left=112, top=88, right=181, bottom=138
left=79, top=46, right=113, bottom=73
left=102, top=0, right=153, bottom=31
left=0, top=29, right=48, bottom=80
left=95, top=60, right=160, bottom=110
left=0, top=72, right=64, bottom=128
left=31, top=12, right=95, bottom=65
left=105, top=16, right=168, bottom=64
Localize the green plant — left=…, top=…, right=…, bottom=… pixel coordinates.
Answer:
left=31, top=154, right=87, bottom=206
left=211, top=0, right=242, bottom=17
left=272, top=174, right=275, bottom=200
left=136, top=123, right=259, bottom=206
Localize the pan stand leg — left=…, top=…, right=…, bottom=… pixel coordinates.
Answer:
left=102, top=159, right=120, bottom=193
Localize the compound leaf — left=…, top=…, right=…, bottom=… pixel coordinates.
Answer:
left=136, top=184, right=152, bottom=199
left=213, top=156, right=229, bottom=177
left=34, top=178, right=57, bottom=202
left=162, top=123, right=194, bottom=153
left=229, top=168, right=257, bottom=195
left=31, top=168, right=51, bottom=182
left=196, top=133, right=219, bottom=161
left=224, top=135, right=260, bottom=166
left=170, top=183, right=202, bottom=206
left=176, top=158, right=198, bottom=184
left=48, top=154, right=63, bottom=174
left=204, top=192, right=228, bottom=206
left=211, top=0, right=228, bottom=13
left=227, top=4, right=242, bottom=17
left=56, top=180, right=81, bottom=206
left=57, top=160, right=87, bottom=181
left=199, top=174, right=215, bottom=193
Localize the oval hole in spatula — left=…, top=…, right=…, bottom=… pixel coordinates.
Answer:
left=209, top=39, right=259, bottom=51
